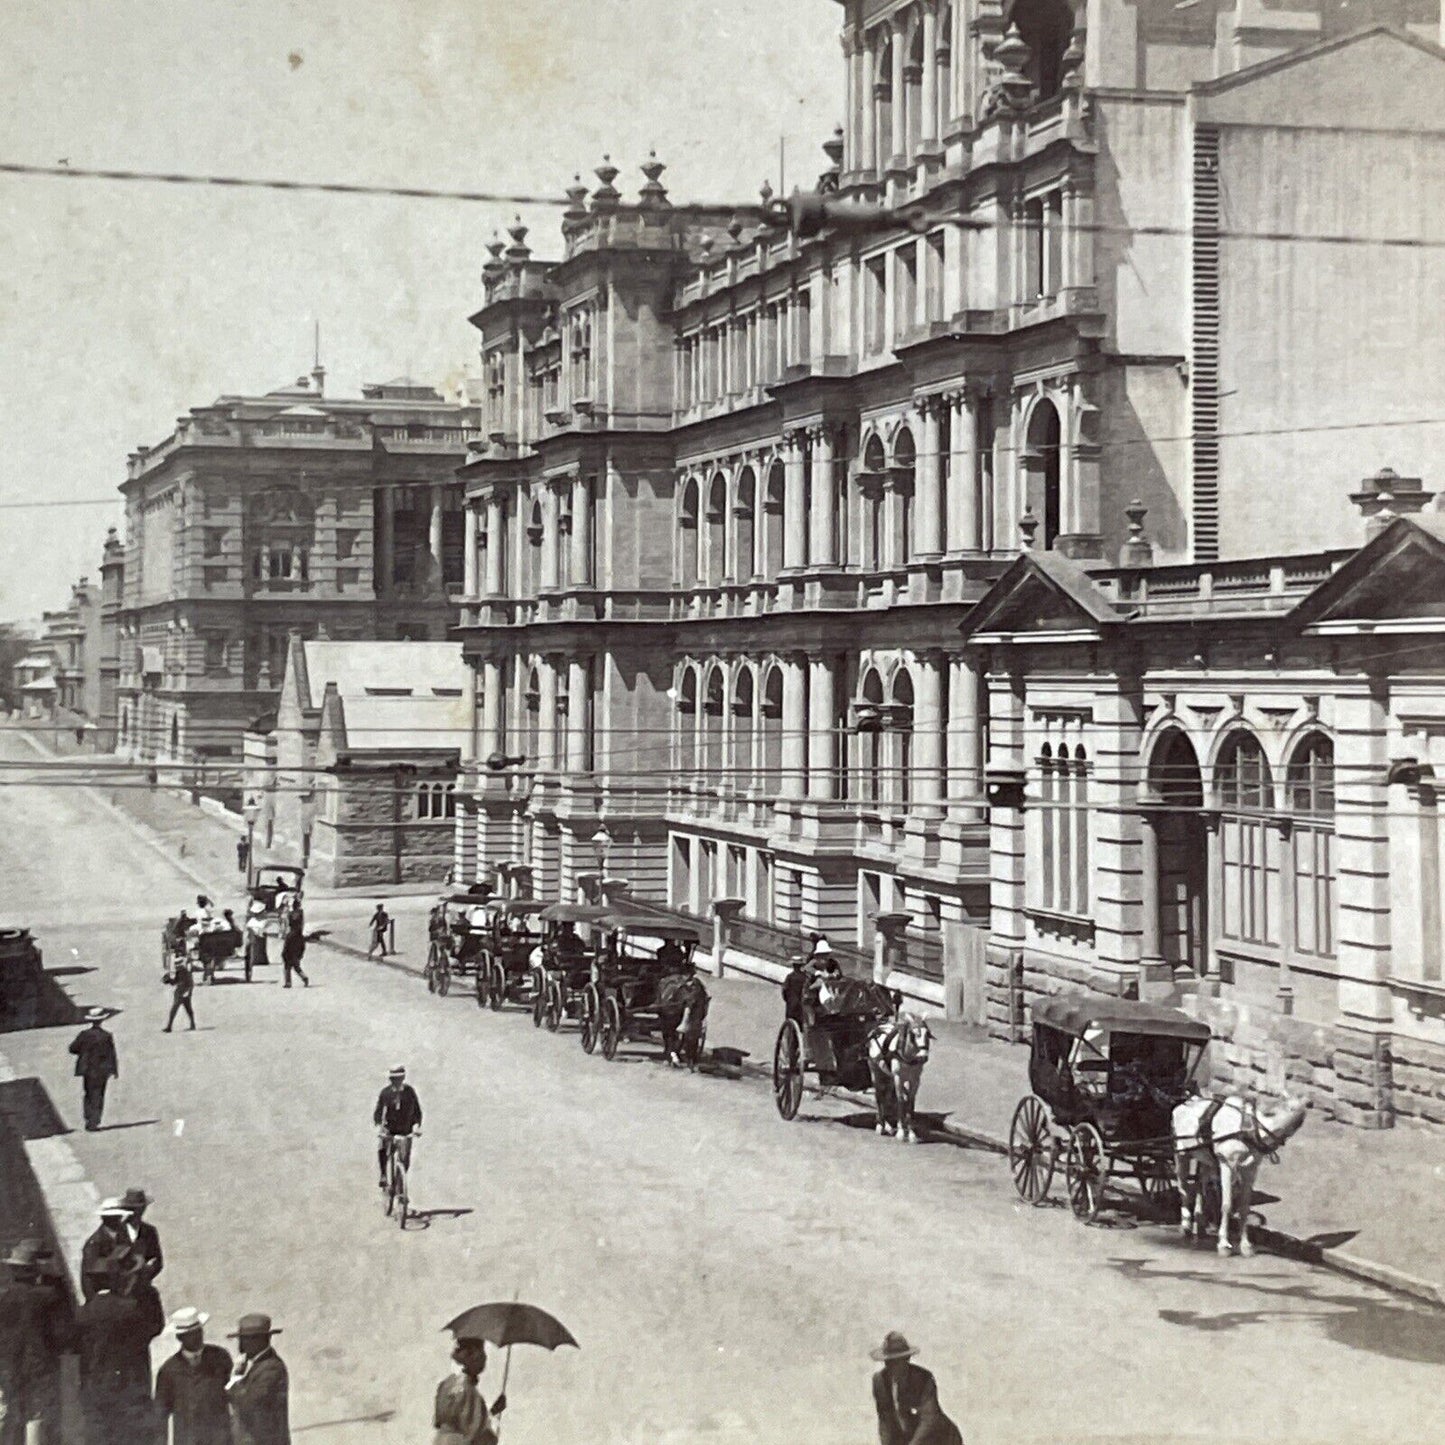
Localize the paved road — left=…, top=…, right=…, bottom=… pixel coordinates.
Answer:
left=2, top=730, right=1444, bottom=1445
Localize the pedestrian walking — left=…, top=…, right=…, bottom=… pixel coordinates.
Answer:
left=280, top=918, right=309, bottom=990
left=225, top=1314, right=289, bottom=1445
left=782, top=954, right=809, bottom=1025
left=76, top=1259, right=165, bottom=1445
left=155, top=1308, right=233, bottom=1445
left=243, top=905, right=267, bottom=982
left=165, top=958, right=197, bottom=1032
left=433, top=1333, right=505, bottom=1445
left=236, top=835, right=250, bottom=876
left=0, top=1237, right=75, bottom=1445
left=68, top=1009, right=118, bottom=1132
left=120, top=1188, right=164, bottom=1290
left=366, top=903, right=391, bottom=958
left=869, top=1333, right=962, bottom=1445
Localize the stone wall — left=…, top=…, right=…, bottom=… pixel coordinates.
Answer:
left=310, top=767, right=454, bottom=889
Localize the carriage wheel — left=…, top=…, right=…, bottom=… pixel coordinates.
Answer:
left=544, top=980, right=563, bottom=1033
left=1008, top=1096, right=1056, bottom=1205
left=531, top=971, right=546, bottom=1028
left=580, top=985, right=599, bottom=1054
left=1065, top=1122, right=1108, bottom=1223
left=436, top=962, right=451, bottom=997
left=599, top=997, right=622, bottom=1061
left=487, top=962, right=505, bottom=1011
left=1138, top=1163, right=1178, bottom=1218
left=425, top=941, right=440, bottom=993
left=772, top=1020, right=806, bottom=1121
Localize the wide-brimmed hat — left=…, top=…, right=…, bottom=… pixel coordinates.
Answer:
left=228, top=1313, right=282, bottom=1339
left=388, top=1065, right=406, bottom=1078
left=84, top=1007, right=108, bottom=1023
left=120, top=1187, right=150, bottom=1210
left=169, top=1307, right=208, bottom=1334
left=97, top=1197, right=128, bottom=1217
left=4, top=1238, right=52, bottom=1269
left=869, top=1331, right=918, bottom=1362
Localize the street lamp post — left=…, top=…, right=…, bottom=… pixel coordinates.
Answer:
left=242, top=795, right=260, bottom=891
left=590, top=825, right=611, bottom=900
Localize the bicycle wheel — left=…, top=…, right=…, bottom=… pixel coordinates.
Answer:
left=384, top=1158, right=397, bottom=1218
left=397, top=1165, right=409, bottom=1229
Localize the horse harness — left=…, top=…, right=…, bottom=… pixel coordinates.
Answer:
left=1187, top=1096, right=1282, bottom=1163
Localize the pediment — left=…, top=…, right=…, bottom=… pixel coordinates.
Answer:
left=965, top=552, right=1124, bottom=642
left=1292, top=516, right=1445, bottom=630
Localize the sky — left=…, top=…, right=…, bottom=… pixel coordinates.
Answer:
left=0, top=0, right=840, bottom=620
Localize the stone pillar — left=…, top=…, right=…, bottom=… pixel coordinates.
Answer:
left=570, top=474, right=592, bottom=587
left=889, top=15, right=908, bottom=166
left=484, top=496, right=504, bottom=596
left=566, top=656, right=590, bottom=771
left=375, top=485, right=394, bottom=596
left=807, top=656, right=837, bottom=801
left=537, top=659, right=558, bottom=773
left=429, top=486, right=444, bottom=565
left=782, top=433, right=807, bottom=571
left=481, top=658, right=503, bottom=756
left=865, top=59, right=881, bottom=175
left=947, top=654, right=982, bottom=813
left=915, top=400, right=943, bottom=558
left=914, top=652, right=945, bottom=808
left=781, top=654, right=807, bottom=799
left=809, top=427, right=837, bottom=568
left=947, top=392, right=980, bottom=552
left=463, top=504, right=479, bottom=597
left=540, top=486, right=560, bottom=591
left=1139, top=811, right=1163, bottom=964
left=920, top=1, right=939, bottom=151
left=710, top=897, right=745, bottom=979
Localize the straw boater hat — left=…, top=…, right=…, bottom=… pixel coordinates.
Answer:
left=97, top=1198, right=129, bottom=1218
left=3, top=1238, right=51, bottom=1270
left=84, top=1007, right=107, bottom=1023
left=870, top=1331, right=919, bottom=1362
left=389, top=1065, right=406, bottom=1078
left=228, top=1313, right=282, bottom=1339
left=169, top=1307, right=208, bottom=1334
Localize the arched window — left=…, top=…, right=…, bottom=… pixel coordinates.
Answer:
left=678, top=478, right=700, bottom=589
left=906, top=19, right=925, bottom=156
left=706, top=473, right=728, bottom=586
left=763, top=462, right=786, bottom=579
left=890, top=668, right=914, bottom=812
left=677, top=665, right=699, bottom=781
left=1006, top=0, right=1075, bottom=101
left=703, top=665, right=725, bottom=785
left=1024, top=399, right=1062, bottom=549
left=862, top=433, right=887, bottom=572
left=526, top=499, right=544, bottom=596
left=893, top=428, right=916, bottom=566
left=856, top=666, right=885, bottom=805
left=1289, top=734, right=1336, bottom=958
left=874, top=37, right=894, bottom=173
left=935, top=9, right=953, bottom=140
left=735, top=467, right=757, bottom=581
left=731, top=668, right=755, bottom=792
left=760, top=665, right=784, bottom=788
left=1039, top=743, right=1056, bottom=907
left=1217, top=731, right=1276, bottom=946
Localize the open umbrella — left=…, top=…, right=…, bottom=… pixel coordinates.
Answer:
left=442, top=1302, right=578, bottom=1353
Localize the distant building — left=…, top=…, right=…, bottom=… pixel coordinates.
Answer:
left=14, top=651, right=57, bottom=720
left=114, top=370, right=480, bottom=765
left=96, top=527, right=125, bottom=747
left=451, top=10, right=1445, bottom=1010
left=269, top=635, right=470, bottom=888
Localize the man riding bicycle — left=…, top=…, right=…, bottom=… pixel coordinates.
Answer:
left=373, top=1065, right=422, bottom=1190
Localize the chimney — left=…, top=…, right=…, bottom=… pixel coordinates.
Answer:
left=1349, top=466, right=1435, bottom=539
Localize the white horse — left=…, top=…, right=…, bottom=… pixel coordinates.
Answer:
left=867, top=1013, right=933, bottom=1143
left=1171, top=1094, right=1308, bottom=1256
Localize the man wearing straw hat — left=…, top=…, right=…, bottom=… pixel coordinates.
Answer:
left=433, top=1333, right=506, bottom=1445
left=67, top=1007, right=118, bottom=1132
left=869, top=1331, right=963, bottom=1445
left=155, top=1307, right=233, bottom=1445
left=225, top=1313, right=289, bottom=1445
left=0, top=1237, right=74, bottom=1445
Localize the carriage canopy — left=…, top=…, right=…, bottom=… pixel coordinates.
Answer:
left=1030, top=993, right=1212, bottom=1044
left=539, top=903, right=610, bottom=925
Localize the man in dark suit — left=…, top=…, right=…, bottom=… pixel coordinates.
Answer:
left=121, top=1187, right=164, bottom=1289
left=155, top=1307, right=233, bottom=1445
left=80, top=1199, right=137, bottom=1302
left=0, top=1237, right=75, bottom=1445
left=68, top=1008, right=118, bottom=1131
left=165, top=958, right=197, bottom=1032
left=225, top=1314, right=289, bottom=1445
left=76, top=1259, right=165, bottom=1445
left=870, top=1332, right=963, bottom=1445
left=782, top=954, right=810, bottom=1025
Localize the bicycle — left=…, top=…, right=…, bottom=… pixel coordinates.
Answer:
left=381, top=1130, right=419, bottom=1228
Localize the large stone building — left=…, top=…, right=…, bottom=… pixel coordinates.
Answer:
left=115, top=369, right=479, bottom=766
left=451, top=3, right=1445, bottom=1013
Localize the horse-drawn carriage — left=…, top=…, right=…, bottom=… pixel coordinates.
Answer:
left=771, top=975, right=901, bottom=1122
left=580, top=913, right=708, bottom=1067
left=534, top=902, right=607, bottom=1031
left=161, top=909, right=242, bottom=984
left=473, top=898, right=547, bottom=1011
left=424, top=888, right=495, bottom=997
left=1007, top=993, right=1211, bottom=1223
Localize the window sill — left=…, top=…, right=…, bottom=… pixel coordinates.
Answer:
left=1024, top=905, right=1095, bottom=945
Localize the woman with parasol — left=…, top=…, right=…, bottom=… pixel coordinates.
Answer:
left=434, top=1301, right=577, bottom=1444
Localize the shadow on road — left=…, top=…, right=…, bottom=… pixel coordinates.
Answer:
left=0, top=1076, right=71, bottom=1140
left=94, top=1118, right=160, bottom=1134
left=293, top=1409, right=396, bottom=1433
left=1107, top=1255, right=1445, bottom=1363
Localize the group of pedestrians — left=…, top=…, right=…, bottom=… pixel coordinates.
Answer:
left=0, top=1186, right=291, bottom=1445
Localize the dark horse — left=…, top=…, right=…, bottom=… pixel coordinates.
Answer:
left=654, top=973, right=709, bottom=1068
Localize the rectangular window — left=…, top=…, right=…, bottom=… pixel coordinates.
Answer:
left=1222, top=816, right=1278, bottom=945
left=864, top=258, right=887, bottom=355
left=1025, top=198, right=1044, bottom=300
left=895, top=245, right=918, bottom=340
left=1292, top=825, right=1335, bottom=958
left=335, top=528, right=359, bottom=561
left=202, top=633, right=227, bottom=673
left=925, top=232, right=946, bottom=321
left=203, top=528, right=226, bottom=558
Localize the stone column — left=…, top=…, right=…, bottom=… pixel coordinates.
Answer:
left=864, top=53, right=881, bottom=175
left=914, top=652, right=945, bottom=808
left=374, top=485, right=394, bottom=596
left=570, top=474, right=592, bottom=587
left=463, top=504, right=479, bottom=597
left=920, top=1, right=939, bottom=151
left=484, top=496, right=504, bottom=596
left=947, top=654, right=982, bottom=813
left=809, top=427, right=837, bottom=568
left=889, top=14, right=908, bottom=166
left=782, top=433, right=807, bottom=571
left=540, top=485, right=560, bottom=591
left=947, top=392, right=980, bottom=552
left=1139, top=811, right=1164, bottom=965
left=566, top=656, right=590, bottom=771
left=915, top=399, right=943, bottom=558
left=481, top=658, right=503, bottom=756
left=537, top=658, right=558, bottom=773
left=429, top=486, right=444, bottom=566
left=951, top=0, right=967, bottom=119
left=781, top=653, right=807, bottom=799
left=807, top=656, right=837, bottom=801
